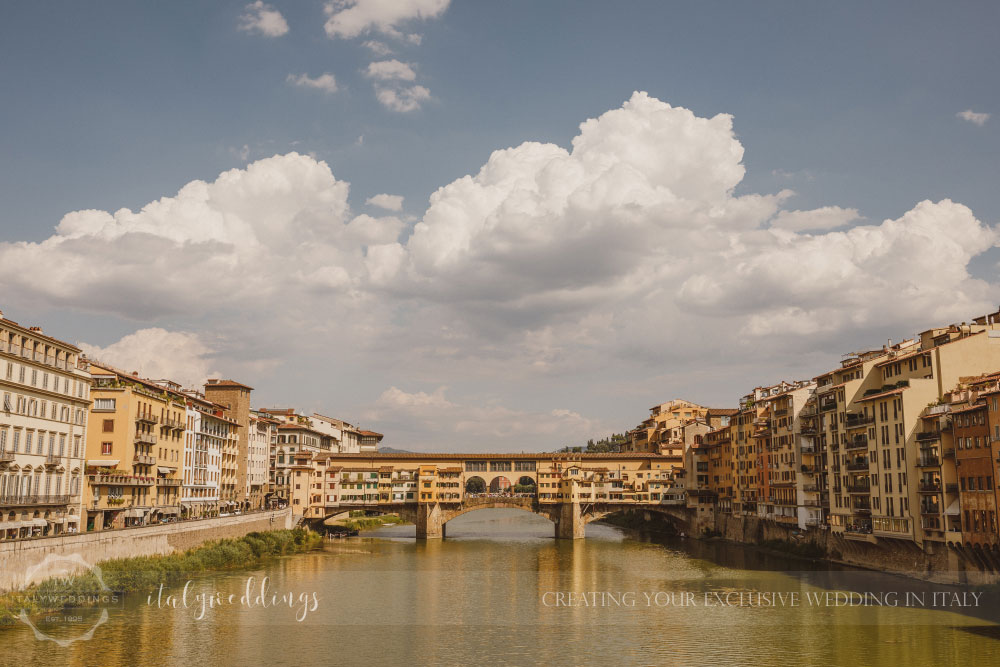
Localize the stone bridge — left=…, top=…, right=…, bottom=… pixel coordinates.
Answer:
left=319, top=496, right=695, bottom=539
left=300, top=451, right=691, bottom=539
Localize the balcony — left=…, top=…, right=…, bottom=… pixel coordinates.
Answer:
left=134, top=454, right=156, bottom=466
left=916, top=456, right=941, bottom=468
left=852, top=500, right=872, bottom=513
left=802, top=499, right=823, bottom=507
left=157, top=478, right=182, bottom=487
left=803, top=484, right=819, bottom=493
left=800, top=443, right=817, bottom=454
left=845, top=413, right=875, bottom=429
left=916, top=431, right=942, bottom=442
left=918, top=480, right=941, bottom=493
left=774, top=408, right=789, bottom=417
left=800, top=464, right=819, bottom=474
left=136, top=413, right=159, bottom=425
left=135, top=432, right=158, bottom=445
left=845, top=436, right=868, bottom=451
left=0, top=494, right=71, bottom=507
left=162, top=416, right=184, bottom=430
left=89, top=473, right=155, bottom=486
left=44, top=454, right=60, bottom=467
left=0, top=451, right=14, bottom=463
left=920, top=504, right=941, bottom=515
left=846, top=458, right=869, bottom=471
left=819, top=400, right=837, bottom=413
left=846, top=483, right=870, bottom=494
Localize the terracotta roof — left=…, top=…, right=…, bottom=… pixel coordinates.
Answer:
left=205, top=379, right=254, bottom=391
left=949, top=402, right=987, bottom=415
left=707, top=408, right=739, bottom=416
left=858, top=387, right=907, bottom=402
left=358, top=430, right=383, bottom=437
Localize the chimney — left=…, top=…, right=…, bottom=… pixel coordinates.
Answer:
left=29, top=326, right=43, bottom=334
left=0, top=309, right=4, bottom=320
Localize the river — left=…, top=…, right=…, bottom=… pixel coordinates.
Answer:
left=6, top=509, right=1000, bottom=665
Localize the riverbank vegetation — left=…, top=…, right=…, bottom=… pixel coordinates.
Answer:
left=0, top=528, right=322, bottom=625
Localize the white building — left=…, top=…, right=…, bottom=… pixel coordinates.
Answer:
left=248, top=410, right=275, bottom=507
left=180, top=392, right=233, bottom=518
left=0, top=310, right=91, bottom=539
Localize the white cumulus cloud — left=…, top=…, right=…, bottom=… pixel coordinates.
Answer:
left=238, top=1, right=289, bottom=37
left=323, top=0, right=450, bottom=40
left=3, top=92, right=998, bottom=450
left=362, top=40, right=393, bottom=56
left=286, top=72, right=339, bottom=93
left=366, top=193, right=404, bottom=211
left=957, top=109, right=990, bottom=126
left=374, top=84, right=430, bottom=112
left=79, top=329, right=219, bottom=389
left=365, top=59, right=417, bottom=81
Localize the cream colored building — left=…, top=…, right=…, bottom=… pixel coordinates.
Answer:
left=816, top=318, right=1000, bottom=547
left=0, top=311, right=91, bottom=539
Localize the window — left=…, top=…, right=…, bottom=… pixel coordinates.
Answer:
left=94, top=398, right=116, bottom=411
left=103, top=419, right=114, bottom=433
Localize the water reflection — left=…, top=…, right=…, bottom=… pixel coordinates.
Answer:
left=4, top=508, right=1000, bottom=666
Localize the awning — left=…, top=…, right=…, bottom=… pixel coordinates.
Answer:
left=29, top=518, right=48, bottom=527
left=157, top=466, right=176, bottom=474
left=945, top=499, right=961, bottom=516
left=159, top=507, right=180, bottom=515
left=88, top=460, right=119, bottom=467
left=0, top=521, right=20, bottom=530
left=124, top=508, right=147, bottom=518
left=64, top=516, right=80, bottom=523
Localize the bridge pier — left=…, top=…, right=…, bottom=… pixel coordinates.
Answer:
left=416, top=502, right=444, bottom=539
left=554, top=502, right=584, bottom=539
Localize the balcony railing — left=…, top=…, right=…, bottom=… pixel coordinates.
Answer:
left=162, top=416, right=184, bottom=429
left=918, top=481, right=941, bottom=493
left=0, top=494, right=71, bottom=507
left=845, top=436, right=868, bottom=451
left=44, top=454, right=60, bottom=467
left=800, top=464, right=820, bottom=474
left=819, top=400, right=837, bottom=413
left=920, top=504, right=941, bottom=515
left=134, top=454, right=156, bottom=466
left=135, top=433, right=158, bottom=445
left=0, top=451, right=14, bottom=463
left=157, top=478, right=182, bottom=487
left=89, top=473, right=155, bottom=486
left=846, top=483, right=870, bottom=494
left=916, top=456, right=941, bottom=467
left=845, top=413, right=875, bottom=428
left=916, top=431, right=942, bottom=442
left=136, top=413, right=160, bottom=425
left=846, top=458, right=869, bottom=471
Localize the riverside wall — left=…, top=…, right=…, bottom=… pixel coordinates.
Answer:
left=0, top=509, right=293, bottom=592
left=710, top=513, right=996, bottom=586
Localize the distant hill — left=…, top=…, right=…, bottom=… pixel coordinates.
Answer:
left=378, top=446, right=414, bottom=454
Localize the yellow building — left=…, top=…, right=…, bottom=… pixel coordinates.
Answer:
left=84, top=363, right=185, bottom=530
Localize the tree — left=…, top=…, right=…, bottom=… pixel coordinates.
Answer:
left=465, top=477, right=486, bottom=494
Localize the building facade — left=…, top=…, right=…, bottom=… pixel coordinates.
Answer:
left=0, top=312, right=91, bottom=539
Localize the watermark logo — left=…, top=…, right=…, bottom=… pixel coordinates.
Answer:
left=13, top=553, right=122, bottom=646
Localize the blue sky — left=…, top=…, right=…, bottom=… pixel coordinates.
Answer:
left=0, top=1, right=997, bottom=450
